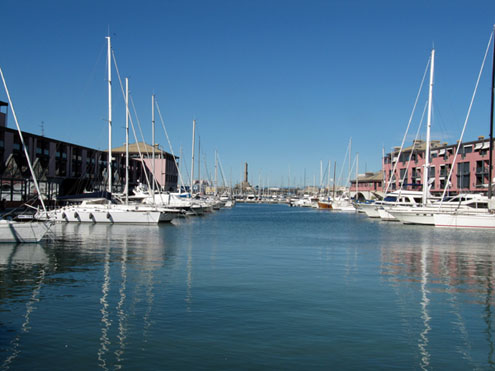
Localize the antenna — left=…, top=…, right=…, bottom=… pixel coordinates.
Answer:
left=40, top=121, right=45, bottom=136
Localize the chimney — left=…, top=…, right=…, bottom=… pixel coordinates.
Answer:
left=244, top=162, right=248, bottom=183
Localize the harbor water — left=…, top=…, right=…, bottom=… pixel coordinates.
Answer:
left=1, top=204, right=495, bottom=370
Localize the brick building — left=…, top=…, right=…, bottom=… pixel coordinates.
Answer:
left=0, top=101, right=178, bottom=204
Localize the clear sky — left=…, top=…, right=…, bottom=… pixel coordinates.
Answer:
left=1, top=0, right=495, bottom=188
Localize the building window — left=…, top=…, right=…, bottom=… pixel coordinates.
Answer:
left=457, top=162, right=470, bottom=189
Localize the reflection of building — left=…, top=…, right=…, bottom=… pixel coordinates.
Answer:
left=0, top=100, right=178, bottom=204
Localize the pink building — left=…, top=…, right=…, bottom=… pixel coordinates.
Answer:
left=349, top=171, right=384, bottom=199
left=381, top=137, right=493, bottom=196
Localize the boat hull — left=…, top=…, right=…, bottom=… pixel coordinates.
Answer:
left=317, top=201, right=333, bottom=210
left=434, top=212, right=495, bottom=229
left=47, top=206, right=164, bottom=224
left=388, top=209, right=435, bottom=225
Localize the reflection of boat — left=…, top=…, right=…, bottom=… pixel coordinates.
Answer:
left=0, top=220, right=51, bottom=243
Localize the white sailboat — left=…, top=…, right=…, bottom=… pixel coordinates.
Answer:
left=40, top=37, right=178, bottom=224
left=0, top=67, right=52, bottom=242
left=434, top=27, right=495, bottom=229
left=389, top=193, right=488, bottom=225
left=378, top=48, right=436, bottom=222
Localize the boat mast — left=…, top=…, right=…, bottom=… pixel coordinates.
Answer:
left=356, top=153, right=359, bottom=201
left=152, top=94, right=155, bottom=203
left=327, top=160, right=331, bottom=196
left=0, top=68, right=47, bottom=213
left=348, top=138, right=352, bottom=192
left=318, top=160, right=323, bottom=194
left=333, top=160, right=336, bottom=199
left=125, top=77, right=129, bottom=205
left=423, top=48, right=435, bottom=205
left=106, top=36, right=112, bottom=195
left=198, top=136, right=201, bottom=194
left=190, top=119, right=196, bottom=194
left=215, top=149, right=218, bottom=196
left=489, top=25, right=495, bottom=200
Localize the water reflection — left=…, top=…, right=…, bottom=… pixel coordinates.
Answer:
left=380, top=226, right=495, bottom=369
left=0, top=244, right=48, bottom=370
left=115, top=232, right=128, bottom=369
left=0, top=222, right=179, bottom=370
left=419, top=242, right=430, bottom=371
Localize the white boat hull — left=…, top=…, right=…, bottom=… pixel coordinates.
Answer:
left=388, top=209, right=435, bottom=225
left=44, top=205, right=175, bottom=224
left=377, top=207, right=398, bottom=221
left=360, top=203, right=381, bottom=218
left=434, top=212, right=495, bottom=229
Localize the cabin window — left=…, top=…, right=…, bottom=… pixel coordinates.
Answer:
left=384, top=196, right=397, bottom=202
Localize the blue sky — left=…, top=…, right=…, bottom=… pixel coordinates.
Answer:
left=1, top=0, right=495, bottom=187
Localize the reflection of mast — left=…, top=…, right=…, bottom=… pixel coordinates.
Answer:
left=186, top=235, right=193, bottom=312
left=2, top=246, right=47, bottom=369
left=142, top=264, right=155, bottom=338
left=483, top=267, right=494, bottom=365
left=97, top=243, right=111, bottom=371
left=115, top=234, right=128, bottom=366
left=419, top=243, right=431, bottom=370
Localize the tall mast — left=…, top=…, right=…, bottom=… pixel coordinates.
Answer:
left=327, top=160, right=331, bottom=195
left=348, top=138, right=352, bottom=190
left=489, top=25, right=495, bottom=200
left=423, top=48, right=435, bottom=205
left=125, top=77, right=129, bottom=205
left=0, top=68, right=46, bottom=213
left=152, top=94, right=155, bottom=203
left=190, top=119, right=196, bottom=193
left=106, top=36, right=112, bottom=194
left=333, top=161, right=336, bottom=199
left=318, top=160, right=323, bottom=194
left=198, top=136, right=201, bottom=194
left=356, top=153, right=359, bottom=201
left=215, top=149, right=218, bottom=196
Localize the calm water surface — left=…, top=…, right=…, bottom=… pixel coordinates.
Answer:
left=1, top=204, right=495, bottom=370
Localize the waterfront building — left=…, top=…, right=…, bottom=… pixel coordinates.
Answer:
left=381, top=137, right=494, bottom=196
left=0, top=100, right=178, bottom=205
left=349, top=171, right=384, bottom=200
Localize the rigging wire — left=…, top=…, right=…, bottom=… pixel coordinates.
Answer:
left=155, top=99, right=187, bottom=192
left=440, top=29, right=494, bottom=205
left=111, top=50, right=152, bottom=192
left=385, top=54, right=431, bottom=194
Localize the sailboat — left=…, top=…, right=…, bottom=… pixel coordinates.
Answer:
left=434, top=27, right=495, bottom=229
left=40, top=37, right=179, bottom=224
left=377, top=48, right=437, bottom=222
left=0, top=68, right=52, bottom=242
